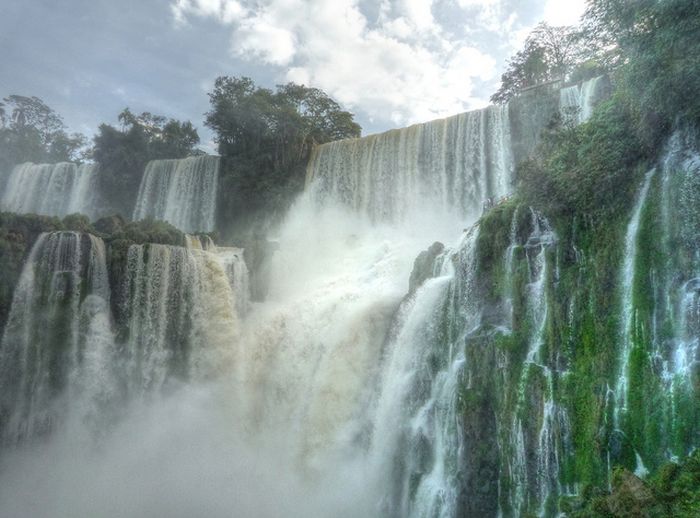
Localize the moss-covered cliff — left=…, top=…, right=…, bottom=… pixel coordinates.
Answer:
left=0, top=213, right=186, bottom=341
left=436, top=126, right=700, bottom=516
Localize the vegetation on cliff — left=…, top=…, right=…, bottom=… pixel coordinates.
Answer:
left=92, top=109, right=201, bottom=216
left=0, top=213, right=185, bottom=339
left=464, top=1, right=700, bottom=514
left=0, top=95, right=87, bottom=174
left=205, top=76, right=361, bottom=241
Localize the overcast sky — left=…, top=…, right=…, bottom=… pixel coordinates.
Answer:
left=0, top=0, right=586, bottom=149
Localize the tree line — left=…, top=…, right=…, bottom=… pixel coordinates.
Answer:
left=0, top=79, right=361, bottom=226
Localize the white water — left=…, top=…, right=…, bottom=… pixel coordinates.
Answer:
left=0, top=102, right=528, bottom=517
left=121, top=242, right=242, bottom=394
left=661, top=131, right=700, bottom=382
left=0, top=232, right=112, bottom=444
left=559, top=76, right=605, bottom=124
left=505, top=210, right=567, bottom=516
left=308, top=104, right=513, bottom=222
left=0, top=162, right=99, bottom=218
left=615, top=169, right=656, bottom=426
left=132, top=155, right=219, bottom=232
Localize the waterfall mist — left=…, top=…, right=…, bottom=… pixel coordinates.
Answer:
left=0, top=103, right=515, bottom=517
left=2, top=85, right=695, bottom=518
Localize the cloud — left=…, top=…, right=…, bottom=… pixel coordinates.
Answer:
left=171, top=0, right=570, bottom=129
left=171, top=0, right=505, bottom=127
left=542, top=0, right=587, bottom=26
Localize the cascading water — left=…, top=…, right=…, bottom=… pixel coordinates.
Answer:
left=132, top=155, right=219, bottom=232
left=367, top=228, right=475, bottom=518
left=0, top=232, right=113, bottom=444
left=497, top=209, right=573, bottom=517
left=559, top=76, right=605, bottom=124
left=218, top=246, right=250, bottom=317
left=614, top=169, right=655, bottom=427
left=607, top=128, right=700, bottom=475
left=218, top=102, right=518, bottom=516
left=0, top=97, right=554, bottom=518
left=2, top=89, right=698, bottom=518
left=0, top=162, right=99, bottom=218
left=119, top=242, right=241, bottom=393
left=658, top=130, right=700, bottom=385
left=307, top=104, right=513, bottom=222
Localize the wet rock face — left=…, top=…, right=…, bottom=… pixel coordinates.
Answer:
left=459, top=330, right=500, bottom=518
left=408, top=241, right=445, bottom=294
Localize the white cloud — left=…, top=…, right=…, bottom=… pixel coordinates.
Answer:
left=172, top=0, right=245, bottom=24
left=171, top=0, right=496, bottom=126
left=171, top=0, right=559, bottom=129
left=542, top=0, right=586, bottom=26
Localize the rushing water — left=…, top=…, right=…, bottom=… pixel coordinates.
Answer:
left=1, top=97, right=699, bottom=518
left=611, top=129, right=700, bottom=468
left=307, top=104, right=512, bottom=222
left=0, top=232, right=112, bottom=444
left=559, top=76, right=605, bottom=124
left=614, top=169, right=656, bottom=426
left=0, top=162, right=99, bottom=218
left=132, top=155, right=220, bottom=232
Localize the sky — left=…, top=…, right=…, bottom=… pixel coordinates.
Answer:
left=0, top=0, right=586, bottom=149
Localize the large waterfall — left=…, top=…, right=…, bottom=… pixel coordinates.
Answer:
left=132, top=155, right=219, bottom=232
left=307, top=104, right=512, bottom=222
left=0, top=232, right=247, bottom=446
left=1, top=94, right=699, bottom=517
left=0, top=162, right=99, bottom=218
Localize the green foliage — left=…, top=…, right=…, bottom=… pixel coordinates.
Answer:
left=0, top=95, right=87, bottom=172
left=616, top=0, right=700, bottom=139
left=491, top=23, right=586, bottom=103
left=517, top=95, right=648, bottom=221
left=569, top=451, right=700, bottom=517
left=205, top=76, right=361, bottom=240
left=105, top=218, right=184, bottom=247
left=92, top=108, right=201, bottom=217
left=581, top=0, right=700, bottom=143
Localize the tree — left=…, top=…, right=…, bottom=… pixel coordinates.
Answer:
left=92, top=108, right=201, bottom=216
left=205, top=76, right=360, bottom=239
left=0, top=95, right=87, bottom=170
left=491, top=23, right=586, bottom=103
left=583, top=0, right=700, bottom=142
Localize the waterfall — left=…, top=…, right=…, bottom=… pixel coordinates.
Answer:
left=132, top=155, right=219, bottom=232
left=120, top=242, right=239, bottom=394
left=0, top=231, right=247, bottom=445
left=0, top=162, right=99, bottom=218
left=504, top=210, right=570, bottom=517
left=185, top=233, right=216, bottom=251
left=660, top=131, right=700, bottom=382
left=368, top=228, right=475, bottom=518
left=614, top=169, right=655, bottom=427
left=4, top=97, right=698, bottom=518
left=0, top=232, right=113, bottom=444
left=307, top=104, right=513, bottom=223
left=559, top=76, right=605, bottom=124
left=185, top=234, right=249, bottom=315
left=217, top=247, right=250, bottom=317
left=650, top=130, right=700, bottom=457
